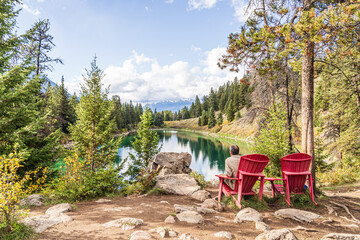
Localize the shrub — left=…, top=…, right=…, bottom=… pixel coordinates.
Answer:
left=0, top=152, right=46, bottom=237
left=43, top=152, right=124, bottom=202
left=252, top=103, right=291, bottom=177
left=317, top=161, right=360, bottom=186
left=122, top=171, right=157, bottom=195
left=190, top=171, right=208, bottom=188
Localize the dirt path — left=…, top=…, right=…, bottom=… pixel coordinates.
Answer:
left=30, top=186, right=360, bottom=240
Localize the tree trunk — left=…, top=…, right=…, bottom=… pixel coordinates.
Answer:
left=301, top=41, right=316, bottom=193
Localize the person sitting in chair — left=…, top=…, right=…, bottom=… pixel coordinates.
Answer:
left=224, top=145, right=241, bottom=189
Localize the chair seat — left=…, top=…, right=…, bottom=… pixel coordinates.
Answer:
left=223, top=183, right=256, bottom=195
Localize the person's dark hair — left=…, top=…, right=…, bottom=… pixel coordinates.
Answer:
left=229, top=145, right=239, bottom=155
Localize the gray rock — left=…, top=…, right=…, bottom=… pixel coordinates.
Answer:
left=178, top=233, right=200, bottom=240
left=174, top=204, right=196, bottom=213
left=201, top=199, right=224, bottom=212
left=21, top=213, right=72, bottom=233
left=20, top=194, right=44, bottom=207
left=102, top=217, right=143, bottom=230
left=165, top=215, right=176, bottom=223
left=45, top=203, right=73, bottom=215
left=255, top=229, right=298, bottom=240
left=190, top=190, right=211, bottom=202
left=256, top=221, right=271, bottom=231
left=130, top=230, right=152, bottom=240
left=176, top=211, right=204, bottom=224
left=214, top=231, right=234, bottom=239
left=156, top=227, right=167, bottom=238
left=321, top=233, right=360, bottom=240
left=156, top=174, right=201, bottom=195
left=196, top=207, right=219, bottom=214
left=147, top=152, right=192, bottom=176
left=160, top=201, right=170, bottom=204
left=234, top=207, right=263, bottom=223
left=169, top=230, right=178, bottom=237
left=275, top=209, right=322, bottom=223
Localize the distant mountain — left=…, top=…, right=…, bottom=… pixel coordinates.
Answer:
left=146, top=100, right=193, bottom=112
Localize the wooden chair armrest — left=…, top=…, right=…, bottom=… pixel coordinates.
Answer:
left=239, top=170, right=265, bottom=177
left=215, top=175, right=239, bottom=180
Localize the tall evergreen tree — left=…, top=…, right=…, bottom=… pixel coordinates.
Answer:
left=24, top=19, right=63, bottom=76
left=0, top=0, right=60, bottom=173
left=56, top=76, right=75, bottom=133
left=70, top=57, right=121, bottom=171
left=194, top=95, right=202, bottom=117
left=128, top=108, right=161, bottom=178
left=207, top=107, right=216, bottom=128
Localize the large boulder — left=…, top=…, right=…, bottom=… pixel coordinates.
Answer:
left=275, top=209, right=322, bottom=223
left=176, top=211, right=204, bottom=224
left=130, top=230, right=152, bottom=240
left=147, top=152, right=192, bottom=176
left=21, top=203, right=73, bottom=233
left=234, top=207, right=263, bottom=223
left=201, top=199, right=224, bottom=212
left=155, top=174, right=200, bottom=195
left=190, top=190, right=211, bottom=202
left=20, top=194, right=44, bottom=207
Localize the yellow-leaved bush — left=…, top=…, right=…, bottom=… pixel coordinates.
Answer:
left=0, top=152, right=47, bottom=232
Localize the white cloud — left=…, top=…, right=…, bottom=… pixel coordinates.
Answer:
left=187, top=0, right=219, bottom=10
left=231, top=0, right=252, bottom=22
left=20, top=3, right=40, bottom=16
left=145, top=6, right=149, bottom=12
left=165, top=0, right=175, bottom=3
left=191, top=45, right=202, bottom=52
left=96, top=49, right=241, bottom=104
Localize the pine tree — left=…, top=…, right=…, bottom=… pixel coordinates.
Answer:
left=128, top=108, right=161, bottom=178
left=70, top=57, right=121, bottom=171
left=216, top=113, right=223, bottom=126
left=226, top=99, right=236, bottom=122
left=207, top=107, right=216, bottom=128
left=194, top=96, right=202, bottom=117
left=0, top=0, right=59, bottom=173
left=57, top=76, right=75, bottom=133
left=23, top=19, right=63, bottom=76
left=201, top=110, right=208, bottom=126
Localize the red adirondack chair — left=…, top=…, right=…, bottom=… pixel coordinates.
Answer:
left=265, top=153, right=317, bottom=207
left=215, top=154, right=269, bottom=209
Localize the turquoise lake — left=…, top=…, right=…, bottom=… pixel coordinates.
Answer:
left=117, top=130, right=251, bottom=180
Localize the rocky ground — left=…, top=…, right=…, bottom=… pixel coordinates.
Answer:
left=25, top=185, right=360, bottom=240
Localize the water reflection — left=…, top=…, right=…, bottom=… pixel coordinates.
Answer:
left=117, top=130, right=251, bottom=180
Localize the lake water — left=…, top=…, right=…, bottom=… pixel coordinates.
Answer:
left=118, top=130, right=251, bottom=180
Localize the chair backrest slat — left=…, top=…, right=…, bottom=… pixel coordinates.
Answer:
left=281, top=153, right=311, bottom=193
left=235, top=154, right=269, bottom=193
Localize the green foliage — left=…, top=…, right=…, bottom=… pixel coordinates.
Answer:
left=216, top=113, right=223, bottom=125
left=127, top=108, right=161, bottom=179
left=221, top=195, right=268, bottom=211
left=0, top=151, right=47, bottom=235
left=226, top=99, right=236, bottom=122
left=45, top=164, right=123, bottom=202
left=318, top=161, right=360, bottom=186
left=70, top=57, right=121, bottom=171
left=189, top=171, right=208, bottom=188
left=122, top=171, right=157, bottom=195
left=146, top=187, right=166, bottom=195
left=207, top=107, right=216, bottom=128
left=0, top=222, right=37, bottom=240
left=252, top=103, right=291, bottom=177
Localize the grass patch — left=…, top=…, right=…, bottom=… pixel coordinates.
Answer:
left=190, top=171, right=208, bottom=188
left=147, top=187, right=166, bottom=195
left=0, top=223, right=38, bottom=240
left=221, top=195, right=268, bottom=211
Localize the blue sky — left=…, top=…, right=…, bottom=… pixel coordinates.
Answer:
left=17, top=0, right=249, bottom=104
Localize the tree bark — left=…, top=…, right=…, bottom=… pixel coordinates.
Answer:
left=301, top=41, right=316, bottom=193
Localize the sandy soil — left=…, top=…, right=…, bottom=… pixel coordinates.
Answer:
left=29, top=186, right=360, bottom=240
